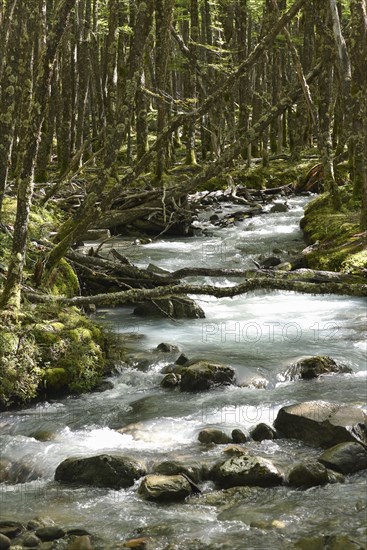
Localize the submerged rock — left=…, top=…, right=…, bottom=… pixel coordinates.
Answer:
left=198, top=428, right=232, bottom=445
left=210, top=455, right=283, bottom=488
left=55, top=454, right=146, bottom=489
left=66, top=535, right=93, bottom=549
left=287, top=461, right=329, bottom=488
left=0, top=521, right=23, bottom=539
left=156, top=342, right=180, bottom=352
left=138, top=474, right=192, bottom=501
left=250, top=423, right=277, bottom=442
left=0, top=534, right=11, bottom=550
left=35, top=527, right=65, bottom=542
left=283, top=356, right=352, bottom=380
left=318, top=442, right=367, bottom=474
left=270, top=202, right=289, bottom=213
left=134, top=297, right=205, bottom=319
left=160, top=372, right=181, bottom=388
left=273, top=401, right=367, bottom=448
left=180, top=361, right=235, bottom=391
left=22, top=533, right=42, bottom=548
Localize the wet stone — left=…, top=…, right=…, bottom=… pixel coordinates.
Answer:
left=231, top=429, right=247, bottom=443
left=156, top=342, right=180, bottom=353
left=287, top=461, right=329, bottom=488
left=198, top=428, right=232, bottom=445
left=22, top=533, right=42, bottom=547
left=250, top=423, right=277, bottom=442
left=318, top=442, right=367, bottom=474
left=0, top=534, right=11, bottom=550
left=35, top=527, right=66, bottom=542
left=0, top=521, right=23, bottom=539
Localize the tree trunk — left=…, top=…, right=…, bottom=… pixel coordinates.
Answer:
left=0, top=0, right=77, bottom=313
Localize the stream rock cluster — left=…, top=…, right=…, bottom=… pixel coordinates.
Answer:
left=2, top=352, right=366, bottom=549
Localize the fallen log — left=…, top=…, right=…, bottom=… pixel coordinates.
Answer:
left=26, top=273, right=367, bottom=307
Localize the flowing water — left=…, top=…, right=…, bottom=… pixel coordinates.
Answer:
left=1, top=197, right=366, bottom=549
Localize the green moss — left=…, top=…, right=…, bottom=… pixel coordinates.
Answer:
left=44, top=367, right=69, bottom=391
left=50, top=258, right=80, bottom=297
left=301, top=187, right=365, bottom=273
left=0, top=328, right=42, bottom=409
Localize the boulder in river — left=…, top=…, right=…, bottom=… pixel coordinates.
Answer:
left=210, top=455, right=283, bottom=488
left=160, top=372, right=181, bottom=388
left=273, top=401, right=367, bottom=448
left=180, top=360, right=235, bottom=391
left=250, top=423, right=277, bottom=442
left=318, top=442, right=367, bottom=474
left=134, top=297, right=205, bottom=319
left=0, top=534, right=11, bottom=550
left=35, top=526, right=66, bottom=542
left=152, top=459, right=203, bottom=483
left=198, top=428, right=232, bottom=445
left=55, top=454, right=146, bottom=489
left=287, top=461, right=329, bottom=488
left=138, top=474, right=192, bottom=502
left=270, top=202, right=289, bottom=213
left=231, top=428, right=247, bottom=443
left=0, top=521, right=23, bottom=539
left=283, top=356, right=352, bottom=380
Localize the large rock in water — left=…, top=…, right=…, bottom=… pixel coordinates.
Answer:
left=180, top=361, right=235, bottom=391
left=210, top=455, right=283, bottom=488
left=54, top=454, right=146, bottom=489
left=287, top=461, right=329, bottom=488
left=318, top=442, right=367, bottom=474
left=134, top=297, right=205, bottom=319
left=283, top=356, right=352, bottom=380
left=138, top=474, right=192, bottom=501
left=274, top=401, right=367, bottom=448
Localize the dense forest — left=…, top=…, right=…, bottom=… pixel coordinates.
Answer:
left=0, top=0, right=366, bottom=313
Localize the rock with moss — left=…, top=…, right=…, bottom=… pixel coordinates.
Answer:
left=283, top=356, right=352, bottom=381
left=180, top=360, right=235, bottom=391
left=210, top=455, right=283, bottom=488
left=55, top=454, right=146, bottom=490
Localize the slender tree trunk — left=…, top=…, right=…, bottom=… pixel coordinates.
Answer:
left=350, top=0, right=367, bottom=216
left=314, top=0, right=341, bottom=210
left=0, top=0, right=77, bottom=313
left=155, top=0, right=175, bottom=179
left=0, top=0, right=22, bottom=218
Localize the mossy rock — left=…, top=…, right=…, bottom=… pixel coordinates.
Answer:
left=44, top=368, right=69, bottom=391
left=50, top=258, right=80, bottom=298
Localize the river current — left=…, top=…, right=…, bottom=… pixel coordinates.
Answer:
left=0, top=196, right=366, bottom=548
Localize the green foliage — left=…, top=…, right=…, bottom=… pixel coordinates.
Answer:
left=0, top=328, right=42, bottom=409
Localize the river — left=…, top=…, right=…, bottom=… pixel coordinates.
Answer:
left=0, top=196, right=366, bottom=549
